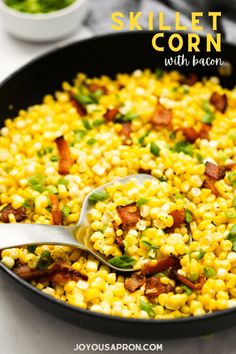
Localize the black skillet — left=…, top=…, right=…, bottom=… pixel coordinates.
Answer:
left=0, top=31, right=235, bottom=339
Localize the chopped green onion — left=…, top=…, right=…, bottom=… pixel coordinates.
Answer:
left=75, top=86, right=99, bottom=105
left=74, top=129, right=86, bottom=142
left=62, top=205, right=71, bottom=218
left=150, top=142, right=160, bottom=157
left=188, top=273, right=199, bottom=282
left=27, top=245, right=36, bottom=253
left=189, top=249, right=205, bottom=260
left=108, top=255, right=136, bottom=269
left=203, top=267, right=216, bottom=278
left=139, top=299, right=156, bottom=318
left=202, top=101, right=213, bottom=113
left=92, top=119, right=105, bottom=127
left=185, top=209, right=193, bottom=223
left=88, top=191, right=110, bottom=203
left=57, top=178, right=69, bottom=186
left=169, top=131, right=176, bottom=140
left=115, top=112, right=139, bottom=123
left=195, top=152, right=203, bottom=164
left=138, top=131, right=150, bottom=146
left=37, top=146, right=53, bottom=158
left=228, top=226, right=236, bottom=252
left=180, top=285, right=192, bottom=295
left=23, top=199, right=33, bottom=209
left=141, top=240, right=159, bottom=250
left=82, top=119, right=92, bottom=130
left=28, top=174, right=47, bottom=193
left=233, top=197, right=236, bottom=209
left=136, top=198, right=149, bottom=207
left=154, top=68, right=164, bottom=79
left=228, top=172, right=236, bottom=187
left=86, top=138, right=97, bottom=145
left=174, top=193, right=183, bottom=200
left=201, top=113, right=215, bottom=125
left=173, top=140, right=194, bottom=156
left=46, top=185, right=58, bottom=195
left=37, top=251, right=52, bottom=270
left=50, top=156, right=59, bottom=162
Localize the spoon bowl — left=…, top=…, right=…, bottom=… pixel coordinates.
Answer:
left=0, top=174, right=156, bottom=272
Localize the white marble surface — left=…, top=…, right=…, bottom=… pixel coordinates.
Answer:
left=0, top=18, right=236, bottom=354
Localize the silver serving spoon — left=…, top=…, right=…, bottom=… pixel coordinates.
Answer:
left=0, top=174, right=156, bottom=272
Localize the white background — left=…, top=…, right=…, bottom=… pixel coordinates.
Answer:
left=0, top=19, right=236, bottom=354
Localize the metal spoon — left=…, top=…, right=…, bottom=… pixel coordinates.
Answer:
left=0, top=174, right=155, bottom=272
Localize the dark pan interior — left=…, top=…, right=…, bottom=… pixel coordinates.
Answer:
left=0, top=31, right=236, bottom=339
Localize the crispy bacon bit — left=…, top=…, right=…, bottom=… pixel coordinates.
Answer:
left=150, top=100, right=172, bottom=129
left=70, top=97, right=86, bottom=117
left=50, top=195, right=63, bottom=225
left=170, top=269, right=205, bottom=291
left=145, top=277, right=174, bottom=300
left=0, top=204, right=26, bottom=223
left=181, top=127, right=199, bottom=143
left=141, top=256, right=179, bottom=276
left=116, top=203, right=141, bottom=230
left=179, top=73, right=198, bottom=86
left=120, top=122, right=132, bottom=145
left=210, top=92, right=228, bottom=113
left=138, top=168, right=152, bottom=175
left=14, top=261, right=87, bottom=283
left=199, top=124, right=211, bottom=139
left=166, top=209, right=186, bottom=232
left=124, top=272, right=145, bottom=293
left=104, top=108, right=119, bottom=122
left=203, top=177, right=219, bottom=196
left=225, top=163, right=236, bottom=171
left=179, top=123, right=211, bottom=143
left=112, top=221, right=124, bottom=251
left=55, top=136, right=73, bottom=175
left=205, top=162, right=225, bottom=180
left=87, top=83, right=108, bottom=94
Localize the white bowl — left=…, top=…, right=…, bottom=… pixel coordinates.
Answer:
left=0, top=0, right=88, bottom=42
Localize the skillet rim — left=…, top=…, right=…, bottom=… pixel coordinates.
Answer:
left=0, top=30, right=236, bottom=332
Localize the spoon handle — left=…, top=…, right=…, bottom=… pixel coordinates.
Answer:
left=0, top=224, right=87, bottom=250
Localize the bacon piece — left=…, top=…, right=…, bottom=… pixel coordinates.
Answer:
left=145, top=277, right=174, bottom=300
left=202, top=177, right=219, bottom=196
left=87, top=83, right=108, bottom=94
left=14, top=261, right=87, bottom=283
left=116, top=203, right=141, bottom=230
left=205, top=162, right=225, bottom=180
left=0, top=204, right=26, bottom=223
left=179, top=73, right=198, bottom=86
left=165, top=209, right=186, bottom=233
left=181, top=127, right=199, bottom=143
left=55, top=136, right=73, bottom=175
left=170, top=269, right=205, bottom=291
left=124, top=272, right=145, bottom=293
left=210, top=92, right=228, bottom=113
left=104, top=108, right=119, bottom=122
left=141, top=256, right=179, bottom=276
left=120, top=122, right=132, bottom=145
left=138, top=168, right=152, bottom=175
left=225, top=163, right=236, bottom=171
left=199, top=124, right=211, bottom=139
left=70, top=97, right=86, bottom=117
left=50, top=195, right=63, bottom=225
left=150, top=100, right=172, bottom=129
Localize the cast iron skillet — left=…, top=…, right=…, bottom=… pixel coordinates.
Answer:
left=0, top=32, right=235, bottom=339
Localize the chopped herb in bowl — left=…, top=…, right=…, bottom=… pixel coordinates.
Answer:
left=5, top=0, right=76, bottom=14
